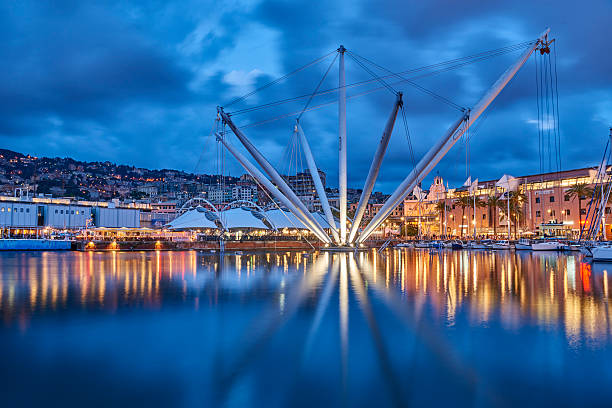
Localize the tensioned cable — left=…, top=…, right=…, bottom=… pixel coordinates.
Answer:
left=346, top=51, right=397, bottom=95
left=229, top=43, right=531, bottom=116
left=347, top=50, right=464, bottom=112
left=224, top=49, right=337, bottom=108
left=234, top=44, right=534, bottom=129
left=553, top=41, right=562, bottom=171
left=297, top=53, right=338, bottom=121
left=228, top=41, right=533, bottom=116
left=400, top=105, right=416, bottom=170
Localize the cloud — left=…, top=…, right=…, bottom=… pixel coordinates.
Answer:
left=0, top=0, right=610, bottom=193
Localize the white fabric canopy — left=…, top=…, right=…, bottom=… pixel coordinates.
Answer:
left=263, top=209, right=308, bottom=229
left=166, top=209, right=217, bottom=230
left=219, top=207, right=270, bottom=230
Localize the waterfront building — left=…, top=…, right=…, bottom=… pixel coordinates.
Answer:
left=399, top=166, right=608, bottom=239
left=0, top=195, right=140, bottom=235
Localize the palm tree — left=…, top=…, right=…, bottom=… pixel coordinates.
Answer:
left=509, top=191, right=526, bottom=238
left=435, top=201, right=450, bottom=237
left=487, top=195, right=502, bottom=237
left=565, top=183, right=593, bottom=230
left=455, top=195, right=471, bottom=237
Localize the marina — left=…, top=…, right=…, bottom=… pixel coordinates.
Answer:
left=0, top=249, right=611, bottom=407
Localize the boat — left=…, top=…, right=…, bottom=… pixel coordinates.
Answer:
left=441, top=241, right=453, bottom=249
left=515, top=238, right=532, bottom=250
left=469, top=239, right=492, bottom=249
left=489, top=240, right=511, bottom=250
left=561, top=241, right=581, bottom=252
left=591, top=245, right=612, bottom=262
left=414, top=241, right=429, bottom=249
left=428, top=241, right=443, bottom=249
left=532, top=240, right=563, bottom=251
left=450, top=240, right=463, bottom=249
left=395, top=242, right=414, bottom=248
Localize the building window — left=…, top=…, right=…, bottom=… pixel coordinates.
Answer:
left=535, top=197, right=540, bottom=203
left=71, top=210, right=74, bottom=215
left=580, top=209, right=586, bottom=215
left=606, top=207, right=611, bottom=215
left=7, top=208, right=10, bottom=212
left=60, top=210, right=63, bottom=214
left=482, top=214, right=486, bottom=219
left=536, top=210, right=541, bottom=217
left=26, top=208, right=29, bottom=213
left=549, top=196, right=555, bottom=203
left=0, top=207, right=3, bottom=212
left=551, top=210, right=555, bottom=217
left=20, top=208, right=23, bottom=212
left=565, top=209, right=570, bottom=216
left=564, top=195, right=570, bottom=201
left=55, top=209, right=58, bottom=214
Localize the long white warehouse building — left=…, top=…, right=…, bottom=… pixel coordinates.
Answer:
left=0, top=196, right=140, bottom=229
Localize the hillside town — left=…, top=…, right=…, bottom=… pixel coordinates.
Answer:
left=0, top=148, right=607, bottom=241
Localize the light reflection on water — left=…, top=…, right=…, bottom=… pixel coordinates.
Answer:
left=0, top=249, right=611, bottom=407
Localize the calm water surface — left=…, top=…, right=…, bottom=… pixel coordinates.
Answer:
left=0, top=249, right=611, bottom=407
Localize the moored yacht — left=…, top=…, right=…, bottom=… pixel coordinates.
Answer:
left=591, top=245, right=612, bottom=262
left=515, top=238, right=532, bottom=250
left=532, top=240, right=563, bottom=251
left=489, top=240, right=511, bottom=250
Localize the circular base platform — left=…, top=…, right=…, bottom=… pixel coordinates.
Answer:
left=320, top=246, right=367, bottom=252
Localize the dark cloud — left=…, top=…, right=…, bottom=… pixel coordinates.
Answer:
left=0, top=0, right=610, bottom=192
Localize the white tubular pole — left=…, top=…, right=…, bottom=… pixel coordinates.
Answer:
left=348, top=94, right=402, bottom=243
left=338, top=45, right=347, bottom=244
left=296, top=122, right=341, bottom=244
left=356, top=29, right=549, bottom=243
left=216, top=134, right=331, bottom=243
left=218, top=109, right=331, bottom=243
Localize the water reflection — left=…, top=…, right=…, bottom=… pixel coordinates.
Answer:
left=0, top=249, right=611, bottom=407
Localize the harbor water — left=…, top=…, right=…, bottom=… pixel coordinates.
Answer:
left=0, top=249, right=611, bottom=407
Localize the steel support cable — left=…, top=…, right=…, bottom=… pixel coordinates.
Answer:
left=347, top=50, right=464, bottom=112
left=553, top=41, right=562, bottom=171
left=346, top=51, right=397, bottom=95
left=400, top=105, right=416, bottom=170
left=534, top=51, right=542, bottom=173
left=228, top=42, right=533, bottom=116
left=230, top=44, right=530, bottom=116
left=235, top=46, right=535, bottom=129
left=224, top=50, right=337, bottom=108
left=297, top=53, right=338, bottom=121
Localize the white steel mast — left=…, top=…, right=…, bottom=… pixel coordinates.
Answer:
left=296, top=121, right=340, bottom=244
left=338, top=45, right=348, bottom=244
left=348, top=93, right=402, bottom=243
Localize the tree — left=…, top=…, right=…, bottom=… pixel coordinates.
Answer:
left=454, top=195, right=471, bottom=237
left=435, top=201, right=450, bottom=237
left=565, top=183, right=593, bottom=230
left=509, top=191, right=526, bottom=238
left=487, top=195, right=502, bottom=237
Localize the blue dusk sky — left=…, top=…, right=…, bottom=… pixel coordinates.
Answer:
left=1, top=0, right=611, bottom=191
